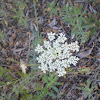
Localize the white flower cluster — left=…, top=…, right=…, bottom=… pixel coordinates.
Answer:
left=35, top=32, right=80, bottom=77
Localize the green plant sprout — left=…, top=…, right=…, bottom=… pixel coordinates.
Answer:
left=61, top=5, right=92, bottom=44
left=77, top=79, right=96, bottom=100
left=47, top=2, right=93, bottom=44
left=13, top=7, right=30, bottom=27
left=33, top=72, right=62, bottom=100
left=12, top=0, right=30, bottom=27
left=46, top=1, right=59, bottom=16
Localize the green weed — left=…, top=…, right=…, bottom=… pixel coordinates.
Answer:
left=33, top=72, right=62, bottom=100
left=13, top=8, right=29, bottom=27
left=77, top=79, right=96, bottom=100
left=46, top=1, right=59, bottom=16
left=47, top=2, right=93, bottom=44
left=0, top=66, right=13, bottom=86
left=13, top=0, right=30, bottom=27
left=62, top=5, right=92, bottom=44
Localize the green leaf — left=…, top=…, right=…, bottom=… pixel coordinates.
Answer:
left=80, top=9, right=87, bottom=18
left=47, top=92, right=56, bottom=98
left=42, top=74, right=48, bottom=83
left=49, top=72, right=53, bottom=79
left=77, top=87, right=84, bottom=90
left=87, top=79, right=91, bottom=87
left=55, top=82, right=62, bottom=85
left=52, top=86, right=59, bottom=93
left=54, top=75, right=58, bottom=81
left=81, top=25, right=92, bottom=29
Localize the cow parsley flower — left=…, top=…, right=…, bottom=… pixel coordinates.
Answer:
left=35, top=32, right=80, bottom=77
left=35, top=44, right=44, bottom=53
left=47, top=32, right=55, bottom=41
left=57, top=33, right=67, bottom=43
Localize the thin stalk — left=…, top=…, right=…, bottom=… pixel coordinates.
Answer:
left=33, top=0, right=39, bottom=40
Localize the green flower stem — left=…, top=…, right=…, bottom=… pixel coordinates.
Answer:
left=33, top=0, right=39, bottom=40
